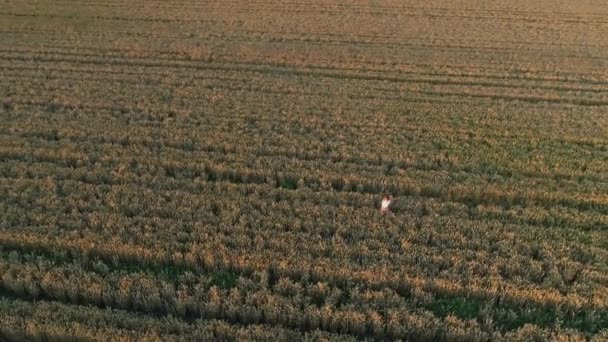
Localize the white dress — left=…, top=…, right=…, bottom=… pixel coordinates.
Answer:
left=381, top=198, right=391, bottom=211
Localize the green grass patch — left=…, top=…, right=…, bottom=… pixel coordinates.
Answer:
left=210, top=271, right=239, bottom=289
left=277, top=176, right=298, bottom=190
left=428, top=296, right=480, bottom=320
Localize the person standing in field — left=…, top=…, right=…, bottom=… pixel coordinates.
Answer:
left=380, top=195, right=392, bottom=215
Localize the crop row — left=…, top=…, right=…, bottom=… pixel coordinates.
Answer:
left=3, top=4, right=608, bottom=27
left=6, top=56, right=608, bottom=98
left=3, top=224, right=604, bottom=340
left=6, top=27, right=608, bottom=54
left=3, top=112, right=605, bottom=187
left=1, top=171, right=602, bottom=270
left=0, top=293, right=355, bottom=342
left=2, top=62, right=601, bottom=143
left=4, top=99, right=605, bottom=172
left=2, top=47, right=608, bottom=89
left=4, top=124, right=606, bottom=194
left=3, top=97, right=606, bottom=186
left=2, top=129, right=607, bottom=229
left=2, top=138, right=607, bottom=220
left=1, top=163, right=604, bottom=252
left=5, top=32, right=608, bottom=73
left=1, top=171, right=606, bottom=312
left=0, top=234, right=606, bottom=339
left=4, top=87, right=606, bottom=159
left=0, top=248, right=498, bottom=340
left=2, top=159, right=605, bottom=255
left=3, top=22, right=606, bottom=82
left=1, top=144, right=607, bottom=236
left=34, top=0, right=608, bottom=18
left=5, top=61, right=608, bottom=106
left=3, top=36, right=607, bottom=83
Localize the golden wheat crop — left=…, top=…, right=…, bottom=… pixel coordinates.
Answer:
left=1, top=0, right=607, bottom=340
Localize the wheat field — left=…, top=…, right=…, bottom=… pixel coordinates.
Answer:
left=1, top=0, right=607, bottom=340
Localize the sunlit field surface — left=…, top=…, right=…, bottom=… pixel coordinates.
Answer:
left=1, top=0, right=607, bottom=340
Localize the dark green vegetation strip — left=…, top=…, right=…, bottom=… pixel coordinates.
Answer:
left=427, top=295, right=608, bottom=334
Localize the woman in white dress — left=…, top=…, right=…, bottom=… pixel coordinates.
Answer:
left=380, top=195, right=392, bottom=214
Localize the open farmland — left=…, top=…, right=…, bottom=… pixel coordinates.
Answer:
left=1, top=0, right=608, bottom=340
